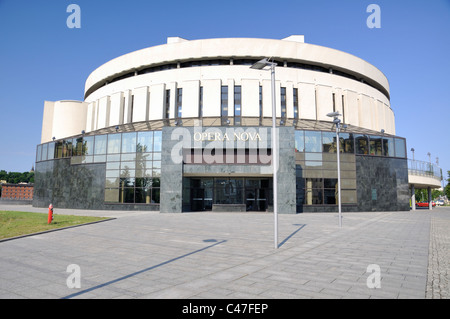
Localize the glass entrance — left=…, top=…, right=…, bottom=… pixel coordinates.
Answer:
left=245, top=188, right=267, bottom=211
left=184, top=177, right=271, bottom=212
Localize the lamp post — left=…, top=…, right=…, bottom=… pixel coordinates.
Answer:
left=327, top=111, right=343, bottom=227
left=251, top=58, right=278, bottom=248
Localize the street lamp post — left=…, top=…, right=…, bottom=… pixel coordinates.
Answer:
left=251, top=58, right=278, bottom=248
left=327, top=112, right=343, bottom=227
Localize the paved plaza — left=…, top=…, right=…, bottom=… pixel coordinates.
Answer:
left=0, top=203, right=449, bottom=299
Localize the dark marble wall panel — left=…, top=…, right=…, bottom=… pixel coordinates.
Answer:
left=355, top=156, right=409, bottom=211
left=33, top=159, right=106, bottom=210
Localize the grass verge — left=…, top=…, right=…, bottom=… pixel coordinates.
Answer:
left=0, top=211, right=109, bottom=240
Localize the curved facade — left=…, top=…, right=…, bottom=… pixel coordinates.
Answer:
left=34, top=36, right=409, bottom=213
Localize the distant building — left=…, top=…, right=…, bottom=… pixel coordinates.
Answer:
left=1, top=183, right=34, bottom=201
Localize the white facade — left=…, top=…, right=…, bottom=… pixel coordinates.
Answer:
left=41, top=36, right=394, bottom=143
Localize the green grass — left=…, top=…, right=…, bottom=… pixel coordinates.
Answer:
left=0, top=211, right=109, bottom=240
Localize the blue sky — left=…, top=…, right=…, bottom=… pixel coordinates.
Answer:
left=0, top=0, right=449, bottom=186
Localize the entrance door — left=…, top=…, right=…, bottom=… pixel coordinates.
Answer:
left=256, top=188, right=268, bottom=211
left=191, top=188, right=205, bottom=211
left=246, top=188, right=268, bottom=211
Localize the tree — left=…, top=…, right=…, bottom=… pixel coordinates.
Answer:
left=0, top=170, right=34, bottom=184
left=445, top=170, right=450, bottom=199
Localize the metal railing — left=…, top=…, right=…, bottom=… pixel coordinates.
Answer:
left=408, top=159, right=442, bottom=181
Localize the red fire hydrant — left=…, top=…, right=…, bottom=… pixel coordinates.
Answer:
left=48, top=204, right=53, bottom=224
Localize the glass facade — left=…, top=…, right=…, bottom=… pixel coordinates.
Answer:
left=183, top=177, right=272, bottom=212
left=36, top=130, right=162, bottom=205
left=294, top=130, right=406, bottom=209
left=35, top=127, right=407, bottom=212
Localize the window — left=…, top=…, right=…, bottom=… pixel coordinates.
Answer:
left=153, top=131, right=162, bottom=152
left=259, top=86, right=263, bottom=124
left=130, top=95, right=134, bottom=122
left=47, top=142, right=55, bottom=160
left=369, top=135, right=382, bottom=156
left=165, top=89, right=171, bottom=118
left=121, top=132, right=136, bottom=154
left=304, top=131, right=322, bottom=152
left=94, top=135, right=107, bottom=155
left=107, top=134, right=121, bottom=154
left=394, top=138, right=406, bottom=158
left=382, top=137, right=395, bottom=157
left=221, top=86, right=228, bottom=125
left=104, top=130, right=162, bottom=204
left=295, top=130, right=304, bottom=152
left=280, top=87, right=286, bottom=123
left=137, top=131, right=153, bottom=153
left=234, top=85, right=241, bottom=125
left=355, top=134, right=369, bottom=155
left=199, top=86, right=203, bottom=118
left=293, top=88, right=299, bottom=120
left=83, top=136, right=94, bottom=156
left=176, top=88, right=182, bottom=118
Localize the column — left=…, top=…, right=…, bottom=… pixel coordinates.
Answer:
left=411, top=184, right=416, bottom=211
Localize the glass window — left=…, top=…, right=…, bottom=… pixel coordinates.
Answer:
left=83, top=136, right=94, bottom=155
left=355, top=134, right=369, bottom=155
left=105, top=177, right=120, bottom=188
left=165, top=89, right=170, bottom=119
left=341, top=133, right=354, bottom=153
left=369, top=136, right=382, bottom=156
left=135, top=188, right=152, bottom=204
left=137, top=131, right=153, bottom=153
left=305, top=188, right=322, bottom=205
left=304, top=131, right=322, bottom=152
left=121, top=132, right=136, bottom=153
left=394, top=138, right=406, bottom=158
left=47, top=142, right=55, bottom=160
left=107, top=134, right=121, bottom=154
left=199, top=86, right=203, bottom=118
left=382, top=137, right=395, bottom=157
left=55, top=141, right=63, bottom=158
left=234, top=85, right=241, bottom=125
left=324, top=189, right=337, bottom=204
left=36, top=145, right=42, bottom=162
left=176, top=88, right=182, bottom=118
left=322, top=132, right=336, bottom=153
left=221, top=86, right=228, bottom=117
left=42, top=143, right=48, bottom=161
left=280, top=87, right=286, bottom=120
left=152, top=188, right=160, bottom=203
left=94, top=135, right=107, bottom=155
left=324, top=178, right=338, bottom=189
left=295, top=130, right=304, bottom=152
left=106, top=162, right=120, bottom=170
left=153, top=131, right=162, bottom=152
left=293, top=88, right=299, bottom=119
left=119, top=188, right=135, bottom=203
left=104, top=188, right=119, bottom=203
left=63, top=140, right=72, bottom=157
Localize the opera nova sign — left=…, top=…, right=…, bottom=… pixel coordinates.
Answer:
left=170, top=126, right=272, bottom=164
left=193, top=131, right=262, bottom=142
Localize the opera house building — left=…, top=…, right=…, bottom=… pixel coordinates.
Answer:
left=33, top=36, right=410, bottom=213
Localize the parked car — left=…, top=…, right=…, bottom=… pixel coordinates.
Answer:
left=416, top=201, right=436, bottom=207
left=435, top=200, right=444, bottom=206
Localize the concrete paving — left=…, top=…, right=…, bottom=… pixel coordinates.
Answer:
left=1, top=203, right=449, bottom=299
